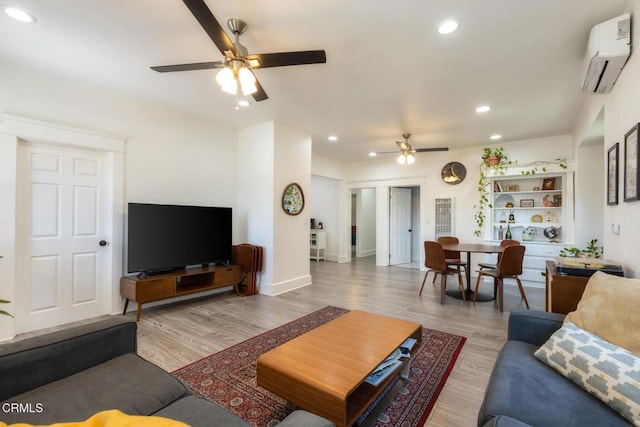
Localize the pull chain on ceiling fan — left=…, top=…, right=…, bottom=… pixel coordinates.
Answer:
left=150, top=0, right=327, bottom=103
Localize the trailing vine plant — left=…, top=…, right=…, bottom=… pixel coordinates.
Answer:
left=0, top=299, right=13, bottom=318
left=473, top=148, right=568, bottom=237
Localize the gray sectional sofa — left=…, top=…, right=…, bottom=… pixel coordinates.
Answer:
left=479, top=309, right=630, bottom=427
left=0, top=316, right=333, bottom=426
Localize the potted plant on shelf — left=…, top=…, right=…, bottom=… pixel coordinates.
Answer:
left=474, top=147, right=511, bottom=236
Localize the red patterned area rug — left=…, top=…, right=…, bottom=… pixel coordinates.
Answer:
left=172, top=306, right=465, bottom=427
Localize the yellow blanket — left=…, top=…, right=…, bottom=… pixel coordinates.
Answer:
left=1, top=410, right=189, bottom=427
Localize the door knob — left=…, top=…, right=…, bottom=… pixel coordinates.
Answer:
left=99, top=240, right=108, bottom=247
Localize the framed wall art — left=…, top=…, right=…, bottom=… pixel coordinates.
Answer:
left=282, top=182, right=305, bottom=215
left=624, top=124, right=639, bottom=202
left=607, top=142, right=619, bottom=205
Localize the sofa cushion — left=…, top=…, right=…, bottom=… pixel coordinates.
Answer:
left=478, top=340, right=630, bottom=427
left=565, top=271, right=640, bottom=355
left=535, top=322, right=640, bottom=426
left=2, top=353, right=189, bottom=424
left=152, top=396, right=250, bottom=427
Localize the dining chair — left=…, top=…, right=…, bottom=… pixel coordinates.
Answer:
left=435, top=236, right=467, bottom=286
left=473, top=245, right=529, bottom=312
left=420, top=241, right=466, bottom=303
left=478, top=239, right=520, bottom=270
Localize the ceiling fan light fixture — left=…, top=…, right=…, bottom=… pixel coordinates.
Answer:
left=406, top=153, right=416, bottom=164
left=238, top=67, right=257, bottom=95
left=369, top=152, right=377, bottom=157
left=216, top=67, right=235, bottom=87
left=397, top=154, right=407, bottom=165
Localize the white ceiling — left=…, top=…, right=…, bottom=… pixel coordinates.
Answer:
left=0, top=0, right=628, bottom=161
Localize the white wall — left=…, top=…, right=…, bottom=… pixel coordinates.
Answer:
left=237, top=122, right=275, bottom=289
left=273, top=123, right=313, bottom=293
left=573, top=0, right=639, bottom=276
left=238, top=121, right=314, bottom=295
left=575, top=144, right=604, bottom=248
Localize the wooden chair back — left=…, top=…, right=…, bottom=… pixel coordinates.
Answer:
left=498, top=245, right=526, bottom=276
left=424, top=241, right=447, bottom=272
left=437, top=236, right=461, bottom=261
left=497, top=239, right=520, bottom=263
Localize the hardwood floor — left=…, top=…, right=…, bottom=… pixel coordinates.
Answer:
left=133, top=259, right=545, bottom=427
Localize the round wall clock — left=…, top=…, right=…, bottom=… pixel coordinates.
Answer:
left=282, top=183, right=305, bottom=215
left=441, top=161, right=466, bottom=185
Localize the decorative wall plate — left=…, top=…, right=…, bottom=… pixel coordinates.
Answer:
left=441, top=161, right=466, bottom=184
left=531, top=214, right=543, bottom=223
left=282, top=183, right=304, bottom=215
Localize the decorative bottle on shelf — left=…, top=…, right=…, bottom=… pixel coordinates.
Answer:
left=498, top=225, right=504, bottom=240
left=508, top=210, right=515, bottom=223
left=505, top=224, right=512, bottom=240
left=499, top=211, right=507, bottom=223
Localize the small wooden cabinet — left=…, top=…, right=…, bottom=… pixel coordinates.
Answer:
left=121, top=265, right=242, bottom=320
left=545, top=260, right=589, bottom=314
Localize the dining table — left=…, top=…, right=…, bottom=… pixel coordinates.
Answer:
left=440, top=242, right=503, bottom=301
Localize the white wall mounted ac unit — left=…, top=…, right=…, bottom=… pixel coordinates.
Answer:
left=582, top=13, right=631, bottom=94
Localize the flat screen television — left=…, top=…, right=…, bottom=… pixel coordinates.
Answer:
left=127, top=203, right=232, bottom=274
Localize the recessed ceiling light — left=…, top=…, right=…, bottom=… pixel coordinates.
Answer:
left=3, top=6, right=36, bottom=23
left=328, top=135, right=338, bottom=142
left=476, top=105, right=491, bottom=113
left=437, top=19, right=459, bottom=35
left=490, top=134, right=502, bottom=140
left=369, top=152, right=377, bottom=157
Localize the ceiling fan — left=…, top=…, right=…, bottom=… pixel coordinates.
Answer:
left=371, top=133, right=448, bottom=164
left=150, top=0, right=326, bottom=102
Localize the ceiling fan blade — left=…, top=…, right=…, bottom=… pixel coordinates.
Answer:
left=251, top=71, right=269, bottom=101
left=183, top=0, right=236, bottom=56
left=247, top=50, right=326, bottom=69
left=151, top=61, right=225, bottom=73
left=414, top=147, right=449, bottom=152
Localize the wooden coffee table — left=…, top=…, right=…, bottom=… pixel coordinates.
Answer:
left=256, top=310, right=422, bottom=427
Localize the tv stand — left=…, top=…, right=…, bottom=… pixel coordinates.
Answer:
left=121, top=265, right=242, bottom=321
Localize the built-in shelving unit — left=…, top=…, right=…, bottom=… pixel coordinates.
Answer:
left=492, top=175, right=564, bottom=242
left=485, top=170, right=575, bottom=285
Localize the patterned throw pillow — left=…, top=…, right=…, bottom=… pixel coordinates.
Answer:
left=534, top=322, right=640, bottom=426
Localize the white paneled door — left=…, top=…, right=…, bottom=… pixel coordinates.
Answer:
left=16, top=143, right=111, bottom=332
left=389, top=187, right=412, bottom=265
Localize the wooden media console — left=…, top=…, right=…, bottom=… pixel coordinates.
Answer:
left=120, top=265, right=242, bottom=320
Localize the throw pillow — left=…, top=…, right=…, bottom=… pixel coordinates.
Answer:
left=534, top=322, right=640, bottom=426
left=565, top=271, right=640, bottom=355
left=3, top=409, right=188, bottom=427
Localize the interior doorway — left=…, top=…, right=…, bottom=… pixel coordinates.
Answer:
left=351, top=188, right=376, bottom=263
left=390, top=186, right=421, bottom=268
